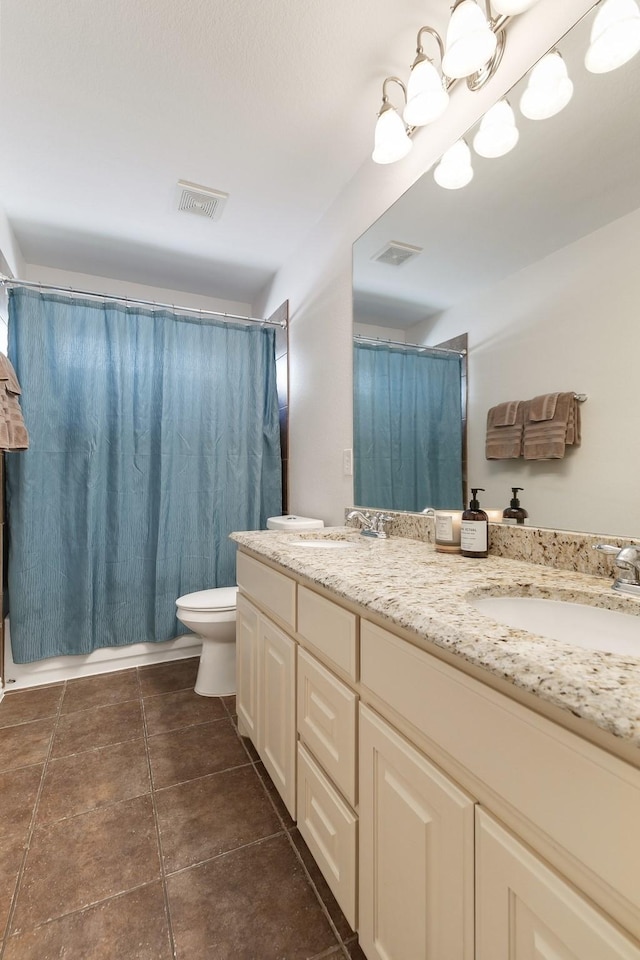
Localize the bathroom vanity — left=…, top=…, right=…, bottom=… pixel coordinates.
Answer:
left=230, top=527, right=640, bottom=960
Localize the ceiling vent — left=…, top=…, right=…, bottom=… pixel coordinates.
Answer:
left=177, top=180, right=228, bottom=221
left=372, top=241, right=423, bottom=266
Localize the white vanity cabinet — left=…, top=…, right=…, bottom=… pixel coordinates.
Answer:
left=360, top=617, right=640, bottom=960
left=235, top=547, right=640, bottom=960
left=236, top=554, right=297, bottom=818
left=358, top=704, right=475, bottom=960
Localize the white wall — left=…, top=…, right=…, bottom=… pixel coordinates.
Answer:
left=255, top=0, right=596, bottom=525
left=353, top=322, right=406, bottom=342
left=0, top=204, right=25, bottom=280
left=0, top=203, right=26, bottom=354
left=409, top=206, right=640, bottom=539
left=22, top=264, right=252, bottom=317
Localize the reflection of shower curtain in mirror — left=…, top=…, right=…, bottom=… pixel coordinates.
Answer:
left=353, top=343, right=463, bottom=512
left=6, top=289, right=282, bottom=663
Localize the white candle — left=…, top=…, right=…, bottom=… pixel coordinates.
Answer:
left=435, top=510, right=463, bottom=553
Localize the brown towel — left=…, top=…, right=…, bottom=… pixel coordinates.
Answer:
left=486, top=400, right=524, bottom=459
left=0, top=354, right=29, bottom=450
left=523, top=392, right=580, bottom=460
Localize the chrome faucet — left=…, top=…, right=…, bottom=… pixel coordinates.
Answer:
left=594, top=543, right=640, bottom=596
left=346, top=510, right=394, bottom=539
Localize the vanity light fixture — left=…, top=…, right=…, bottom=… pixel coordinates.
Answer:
left=403, top=28, right=449, bottom=127
left=372, top=77, right=412, bottom=164
left=441, top=1, right=498, bottom=79
left=519, top=50, right=574, bottom=120
left=584, top=0, right=640, bottom=73
left=433, top=139, right=474, bottom=189
left=371, top=0, right=524, bottom=165
left=472, top=98, right=519, bottom=157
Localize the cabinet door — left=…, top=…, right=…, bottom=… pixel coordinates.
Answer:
left=236, top=593, right=259, bottom=742
left=259, top=617, right=297, bottom=818
left=359, top=705, right=475, bottom=960
left=476, top=809, right=640, bottom=960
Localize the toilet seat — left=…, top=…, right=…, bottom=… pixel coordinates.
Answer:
left=176, top=586, right=238, bottom=613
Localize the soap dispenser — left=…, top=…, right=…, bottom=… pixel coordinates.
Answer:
left=503, top=487, right=528, bottom=525
left=461, top=488, right=489, bottom=558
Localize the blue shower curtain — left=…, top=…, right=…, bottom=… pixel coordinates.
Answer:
left=353, top=342, right=463, bottom=512
left=6, top=288, right=282, bottom=663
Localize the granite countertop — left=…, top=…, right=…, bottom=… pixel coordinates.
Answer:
left=230, top=527, right=640, bottom=751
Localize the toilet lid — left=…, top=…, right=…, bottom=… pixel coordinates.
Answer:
left=176, top=586, right=238, bottom=612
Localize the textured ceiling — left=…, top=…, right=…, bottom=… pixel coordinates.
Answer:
left=0, top=0, right=439, bottom=302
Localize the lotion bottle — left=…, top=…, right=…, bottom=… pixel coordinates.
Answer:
left=503, top=487, right=528, bottom=525
left=461, top=488, right=488, bottom=558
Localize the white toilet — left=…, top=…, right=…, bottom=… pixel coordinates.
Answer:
left=175, top=515, right=324, bottom=697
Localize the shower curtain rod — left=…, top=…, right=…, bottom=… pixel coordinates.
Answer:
left=0, top=277, right=285, bottom=327
left=354, top=335, right=465, bottom=358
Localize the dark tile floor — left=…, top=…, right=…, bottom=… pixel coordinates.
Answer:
left=0, top=658, right=365, bottom=960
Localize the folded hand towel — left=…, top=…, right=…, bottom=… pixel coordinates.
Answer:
left=486, top=400, right=524, bottom=459
left=528, top=392, right=558, bottom=422
left=523, top=392, right=580, bottom=460
left=491, top=400, right=520, bottom=426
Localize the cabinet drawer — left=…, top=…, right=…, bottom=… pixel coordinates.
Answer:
left=297, top=585, right=357, bottom=680
left=297, top=648, right=357, bottom=807
left=237, top=552, right=296, bottom=628
left=360, top=618, right=640, bottom=921
left=297, top=742, right=357, bottom=931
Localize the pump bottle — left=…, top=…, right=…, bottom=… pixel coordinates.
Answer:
left=461, top=488, right=489, bottom=558
left=503, top=487, right=528, bottom=525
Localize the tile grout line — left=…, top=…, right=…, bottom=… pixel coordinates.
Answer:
left=0, top=679, right=68, bottom=958
left=230, top=714, right=352, bottom=957
left=284, top=827, right=353, bottom=957
left=137, top=666, right=179, bottom=960
left=162, top=828, right=287, bottom=880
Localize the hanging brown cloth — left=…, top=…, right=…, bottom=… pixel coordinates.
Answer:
left=0, top=354, right=28, bottom=449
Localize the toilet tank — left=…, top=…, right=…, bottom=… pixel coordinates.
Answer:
left=266, top=515, right=324, bottom=531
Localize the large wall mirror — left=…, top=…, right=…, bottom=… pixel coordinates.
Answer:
left=352, top=5, right=640, bottom=539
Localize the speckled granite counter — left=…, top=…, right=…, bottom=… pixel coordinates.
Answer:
left=231, top=527, right=640, bottom=753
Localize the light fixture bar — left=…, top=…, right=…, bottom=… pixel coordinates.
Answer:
left=373, top=4, right=513, bottom=164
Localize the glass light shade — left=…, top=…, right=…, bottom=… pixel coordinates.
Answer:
left=585, top=0, right=640, bottom=73
left=441, top=1, right=497, bottom=79
left=519, top=51, right=574, bottom=120
left=433, top=139, right=474, bottom=189
left=403, top=59, right=449, bottom=127
left=491, top=0, right=540, bottom=13
left=473, top=99, right=519, bottom=157
left=372, top=105, right=412, bottom=164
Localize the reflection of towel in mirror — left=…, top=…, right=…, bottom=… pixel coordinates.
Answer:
left=0, top=354, right=29, bottom=449
left=523, top=392, right=580, bottom=460
left=485, top=400, right=524, bottom=459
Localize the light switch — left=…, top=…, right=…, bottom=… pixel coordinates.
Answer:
left=343, top=448, right=353, bottom=476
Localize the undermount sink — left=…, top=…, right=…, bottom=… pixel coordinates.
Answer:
left=291, top=539, right=356, bottom=551
left=470, top=596, right=640, bottom=656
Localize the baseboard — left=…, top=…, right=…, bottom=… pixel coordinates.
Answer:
left=2, top=618, right=202, bottom=689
